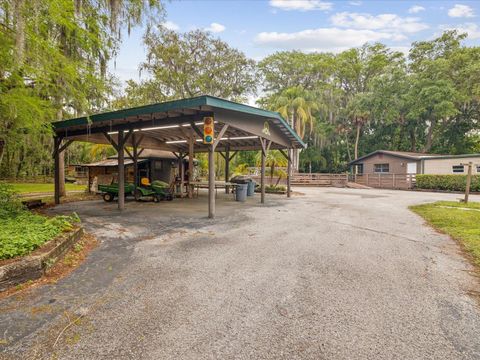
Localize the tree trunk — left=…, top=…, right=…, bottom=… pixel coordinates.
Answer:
left=409, top=128, right=416, bottom=152
left=354, top=121, right=361, bottom=160
left=14, top=0, right=25, bottom=65
left=423, top=119, right=436, bottom=153
left=0, top=140, right=5, bottom=167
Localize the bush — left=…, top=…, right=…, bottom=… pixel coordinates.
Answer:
left=0, top=182, right=24, bottom=218
left=416, top=175, right=480, bottom=192
left=265, top=185, right=286, bottom=193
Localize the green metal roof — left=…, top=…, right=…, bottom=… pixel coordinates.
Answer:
left=53, top=95, right=306, bottom=148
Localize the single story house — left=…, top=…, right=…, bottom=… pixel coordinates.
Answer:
left=349, top=150, right=480, bottom=175
left=73, top=149, right=196, bottom=192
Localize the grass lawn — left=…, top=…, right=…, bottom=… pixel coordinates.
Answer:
left=8, top=183, right=86, bottom=194
left=410, top=201, right=480, bottom=266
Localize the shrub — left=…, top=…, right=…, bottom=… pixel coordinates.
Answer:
left=416, top=175, right=480, bottom=192
left=265, top=185, right=286, bottom=193
left=0, top=182, right=24, bottom=218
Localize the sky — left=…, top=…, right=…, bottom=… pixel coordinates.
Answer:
left=111, top=0, right=480, bottom=87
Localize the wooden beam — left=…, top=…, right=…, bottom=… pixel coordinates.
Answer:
left=190, top=121, right=203, bottom=138
left=103, top=132, right=120, bottom=152
left=212, top=124, right=229, bottom=151
left=229, top=151, right=238, bottom=162
left=279, top=148, right=291, bottom=161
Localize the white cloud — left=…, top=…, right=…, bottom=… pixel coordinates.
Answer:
left=254, top=28, right=403, bottom=52
left=205, top=22, right=226, bottom=33
left=161, top=21, right=180, bottom=31
left=331, top=12, right=429, bottom=33
left=440, top=23, right=480, bottom=39
left=408, top=5, right=425, bottom=14
left=269, top=0, right=332, bottom=11
left=448, top=4, right=475, bottom=18
left=349, top=1, right=362, bottom=6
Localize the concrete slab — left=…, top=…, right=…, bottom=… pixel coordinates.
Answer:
left=1, top=188, right=479, bottom=359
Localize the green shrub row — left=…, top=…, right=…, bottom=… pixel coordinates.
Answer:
left=416, top=174, right=480, bottom=192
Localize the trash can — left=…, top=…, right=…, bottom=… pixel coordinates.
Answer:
left=247, top=180, right=256, bottom=196
left=235, top=184, right=248, bottom=202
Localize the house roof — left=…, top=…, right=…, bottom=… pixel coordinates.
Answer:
left=82, top=159, right=148, bottom=167
left=349, top=150, right=480, bottom=165
left=52, top=95, right=306, bottom=152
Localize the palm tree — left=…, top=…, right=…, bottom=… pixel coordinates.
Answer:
left=270, top=87, right=318, bottom=171
left=255, top=150, right=288, bottom=186
left=272, top=86, right=318, bottom=139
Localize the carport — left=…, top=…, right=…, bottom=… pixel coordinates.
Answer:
left=52, top=95, right=305, bottom=218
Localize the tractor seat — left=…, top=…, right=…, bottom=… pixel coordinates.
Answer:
left=141, top=178, right=151, bottom=186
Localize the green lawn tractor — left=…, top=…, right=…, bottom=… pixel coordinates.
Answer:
left=98, top=183, right=135, bottom=202
left=134, top=179, right=174, bottom=202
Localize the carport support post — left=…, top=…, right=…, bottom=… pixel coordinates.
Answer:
left=188, top=130, right=194, bottom=198
left=208, top=146, right=215, bottom=218
left=54, top=136, right=61, bottom=205
left=225, top=144, right=230, bottom=194
left=118, top=130, right=125, bottom=210
left=287, top=149, right=292, bottom=198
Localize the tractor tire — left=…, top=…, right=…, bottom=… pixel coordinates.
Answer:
left=153, top=194, right=161, bottom=203
left=103, top=193, right=114, bottom=202
left=134, top=189, right=142, bottom=201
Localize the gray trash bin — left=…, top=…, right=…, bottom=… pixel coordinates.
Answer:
left=247, top=180, right=256, bottom=196
left=235, top=184, right=248, bottom=202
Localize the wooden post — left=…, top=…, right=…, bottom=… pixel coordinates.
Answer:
left=132, top=133, right=138, bottom=194
left=118, top=130, right=125, bottom=211
left=208, top=146, right=215, bottom=218
left=393, top=174, right=396, bottom=188
left=464, top=162, right=473, bottom=203
left=225, top=144, right=230, bottom=194
left=179, top=152, right=185, bottom=197
left=188, top=130, right=194, bottom=198
left=54, top=137, right=61, bottom=205
left=287, top=148, right=292, bottom=198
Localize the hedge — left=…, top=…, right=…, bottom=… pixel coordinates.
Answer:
left=415, top=174, right=480, bottom=192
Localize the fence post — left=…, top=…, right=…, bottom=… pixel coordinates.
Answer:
left=393, top=174, right=396, bottom=188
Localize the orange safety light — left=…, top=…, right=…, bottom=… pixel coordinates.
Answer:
left=203, top=116, right=214, bottom=144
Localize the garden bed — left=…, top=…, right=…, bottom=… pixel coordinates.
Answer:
left=0, top=226, right=84, bottom=291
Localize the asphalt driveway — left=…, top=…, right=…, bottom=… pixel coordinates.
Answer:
left=1, top=188, right=480, bottom=359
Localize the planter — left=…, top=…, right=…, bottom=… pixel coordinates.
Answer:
left=0, top=227, right=84, bottom=291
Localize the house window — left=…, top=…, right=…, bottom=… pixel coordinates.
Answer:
left=356, top=164, right=364, bottom=174
left=374, top=164, right=389, bottom=173
left=452, top=165, right=464, bottom=173
left=477, top=165, right=480, bottom=173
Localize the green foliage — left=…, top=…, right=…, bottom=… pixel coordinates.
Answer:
left=118, top=28, right=257, bottom=106
left=0, top=0, right=164, bottom=178
left=265, top=185, right=286, bottom=193
left=416, top=175, right=480, bottom=192
left=0, top=182, right=24, bottom=218
left=0, top=182, right=80, bottom=259
left=258, top=31, right=480, bottom=171
left=0, top=212, right=80, bottom=259
left=410, top=201, right=480, bottom=266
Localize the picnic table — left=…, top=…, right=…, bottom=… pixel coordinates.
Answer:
left=189, top=181, right=238, bottom=198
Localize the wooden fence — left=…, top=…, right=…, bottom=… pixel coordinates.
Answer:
left=291, top=173, right=349, bottom=187
left=350, top=173, right=416, bottom=189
